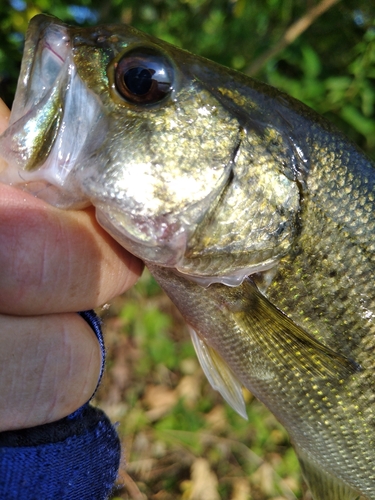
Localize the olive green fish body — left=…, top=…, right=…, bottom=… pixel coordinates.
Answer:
left=266, top=134, right=375, bottom=497
left=1, top=14, right=375, bottom=498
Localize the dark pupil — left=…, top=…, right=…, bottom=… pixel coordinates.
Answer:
left=124, top=67, right=153, bottom=96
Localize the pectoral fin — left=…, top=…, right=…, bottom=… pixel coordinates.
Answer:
left=236, top=279, right=360, bottom=380
left=189, top=327, right=248, bottom=419
left=298, top=452, right=361, bottom=500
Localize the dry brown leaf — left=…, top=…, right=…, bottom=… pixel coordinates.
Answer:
left=280, top=476, right=300, bottom=494
left=144, top=385, right=178, bottom=421
left=126, top=458, right=156, bottom=480
left=251, top=462, right=276, bottom=496
left=109, top=342, right=132, bottom=402
left=230, top=477, right=251, bottom=500
left=182, top=458, right=220, bottom=500
left=151, top=490, right=176, bottom=500
left=176, top=375, right=201, bottom=406
left=204, top=405, right=227, bottom=432
left=116, top=469, right=148, bottom=500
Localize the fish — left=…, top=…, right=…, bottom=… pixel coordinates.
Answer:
left=1, top=13, right=375, bottom=499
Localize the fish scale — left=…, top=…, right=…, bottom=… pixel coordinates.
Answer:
left=1, top=14, right=375, bottom=498
left=265, top=133, right=375, bottom=496
left=150, top=265, right=373, bottom=498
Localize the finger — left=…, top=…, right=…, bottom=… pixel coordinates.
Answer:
left=0, top=312, right=102, bottom=431
left=0, top=184, right=143, bottom=315
left=0, top=99, right=10, bottom=171
left=0, top=99, right=10, bottom=133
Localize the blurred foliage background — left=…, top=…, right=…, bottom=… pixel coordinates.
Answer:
left=1, top=0, right=375, bottom=157
left=0, top=1, right=374, bottom=499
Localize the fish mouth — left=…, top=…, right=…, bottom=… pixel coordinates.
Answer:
left=9, top=15, right=71, bottom=126
left=0, top=15, right=106, bottom=208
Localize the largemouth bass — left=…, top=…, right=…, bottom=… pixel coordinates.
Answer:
left=1, top=14, right=375, bottom=499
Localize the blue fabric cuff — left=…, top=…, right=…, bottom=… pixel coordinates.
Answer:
left=79, top=310, right=106, bottom=391
left=0, top=310, right=121, bottom=500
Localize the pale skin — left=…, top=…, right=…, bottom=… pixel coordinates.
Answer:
left=0, top=99, right=143, bottom=431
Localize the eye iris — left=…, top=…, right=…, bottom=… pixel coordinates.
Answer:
left=114, top=48, right=173, bottom=105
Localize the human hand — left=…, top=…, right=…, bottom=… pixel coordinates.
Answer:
left=0, top=98, right=143, bottom=432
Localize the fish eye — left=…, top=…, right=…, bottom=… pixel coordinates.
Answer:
left=114, top=48, right=174, bottom=105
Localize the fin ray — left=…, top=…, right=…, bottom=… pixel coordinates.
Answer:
left=298, top=452, right=361, bottom=500
left=189, top=327, right=248, bottom=420
left=236, top=279, right=360, bottom=380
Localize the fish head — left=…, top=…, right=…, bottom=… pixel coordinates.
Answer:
left=71, top=22, right=243, bottom=267
left=0, top=14, right=303, bottom=276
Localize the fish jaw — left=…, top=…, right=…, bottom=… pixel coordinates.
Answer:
left=88, top=160, right=232, bottom=266
left=95, top=205, right=189, bottom=266
left=0, top=15, right=107, bottom=208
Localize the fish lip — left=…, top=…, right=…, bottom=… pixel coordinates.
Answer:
left=10, top=15, right=71, bottom=125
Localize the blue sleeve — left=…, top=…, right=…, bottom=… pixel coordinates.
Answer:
left=0, top=311, right=121, bottom=500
